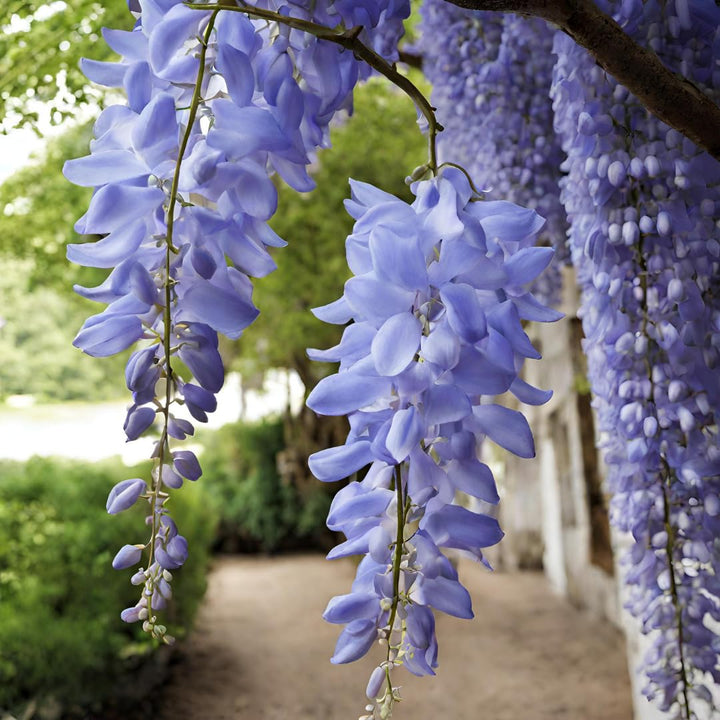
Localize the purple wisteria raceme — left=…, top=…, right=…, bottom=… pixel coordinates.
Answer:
left=307, top=167, right=559, bottom=717
left=551, top=1, right=720, bottom=716
left=417, top=1, right=568, bottom=306
left=64, top=0, right=409, bottom=639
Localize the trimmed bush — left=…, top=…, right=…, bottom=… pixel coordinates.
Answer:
left=0, top=456, right=217, bottom=715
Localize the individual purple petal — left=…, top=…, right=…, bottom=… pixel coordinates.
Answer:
left=428, top=237, right=486, bottom=286
left=66, top=220, right=146, bottom=269
left=446, top=459, right=499, bottom=503
left=504, top=246, right=555, bottom=286
left=422, top=504, right=504, bottom=550
left=120, top=604, right=145, bottom=623
left=330, top=619, right=377, bottom=664
left=226, top=163, right=279, bottom=219
left=73, top=313, right=144, bottom=358
left=177, top=329, right=225, bottom=393
left=487, top=301, right=540, bottom=359
left=130, top=92, right=178, bottom=162
left=344, top=275, right=415, bottom=323
left=369, top=224, right=428, bottom=291
left=323, top=592, right=379, bottom=624
left=79, top=185, right=164, bottom=235
left=450, top=346, right=516, bottom=396
left=80, top=58, right=126, bottom=87
left=309, top=441, right=375, bottom=482
left=423, top=384, right=471, bottom=425
left=311, top=296, right=354, bottom=325
left=180, top=280, right=259, bottom=339
left=307, top=374, right=391, bottom=416
left=408, top=448, right=447, bottom=498
left=471, top=200, right=545, bottom=241
left=327, top=487, right=394, bottom=528
left=371, top=312, right=422, bottom=376
left=124, top=406, right=156, bottom=441
left=440, top=283, right=487, bottom=344
left=420, top=321, right=460, bottom=369
left=129, top=263, right=158, bottom=306
left=208, top=102, right=290, bottom=157
left=125, top=346, right=158, bottom=391
left=173, top=450, right=202, bottom=481
left=513, top=292, right=564, bottom=322
left=106, top=478, right=147, bottom=514
left=385, top=406, right=424, bottom=462
left=63, top=150, right=149, bottom=187
left=412, top=575, right=473, bottom=619
left=168, top=417, right=194, bottom=440
left=366, top=666, right=386, bottom=700
left=509, top=377, right=553, bottom=405
left=471, top=404, right=535, bottom=458
left=148, top=5, right=204, bottom=75
left=216, top=44, right=255, bottom=107
left=326, top=527, right=375, bottom=560
left=181, top=383, right=217, bottom=422
left=112, top=544, right=143, bottom=570
left=307, top=322, right=375, bottom=364
left=161, top=464, right=183, bottom=490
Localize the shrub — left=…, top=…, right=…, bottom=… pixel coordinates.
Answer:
left=0, top=455, right=217, bottom=715
left=200, top=417, right=333, bottom=552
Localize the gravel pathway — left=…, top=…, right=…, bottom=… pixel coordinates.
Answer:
left=158, top=555, right=632, bottom=720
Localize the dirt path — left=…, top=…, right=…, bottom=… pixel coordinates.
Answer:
left=158, top=555, right=632, bottom=720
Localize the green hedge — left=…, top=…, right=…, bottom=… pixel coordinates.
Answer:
left=200, top=418, right=333, bottom=552
left=0, top=456, right=217, bottom=715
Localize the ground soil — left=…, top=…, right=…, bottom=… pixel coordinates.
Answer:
left=157, top=555, right=632, bottom=720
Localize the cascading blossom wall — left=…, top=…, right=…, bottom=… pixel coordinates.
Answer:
left=551, top=0, right=720, bottom=716
left=306, top=166, right=558, bottom=718
left=64, top=0, right=409, bottom=642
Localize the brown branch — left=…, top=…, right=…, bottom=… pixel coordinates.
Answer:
left=398, top=49, right=423, bottom=69
left=443, top=0, right=720, bottom=162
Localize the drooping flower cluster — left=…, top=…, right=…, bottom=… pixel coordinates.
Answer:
left=417, top=1, right=568, bottom=305
left=307, top=167, right=559, bottom=718
left=551, top=1, right=720, bottom=715
left=64, top=0, right=409, bottom=638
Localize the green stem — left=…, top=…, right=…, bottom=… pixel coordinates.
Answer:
left=635, top=235, right=691, bottom=720
left=660, top=460, right=692, bottom=720
left=380, top=464, right=409, bottom=704
left=185, top=1, right=441, bottom=173
left=146, top=9, right=219, bottom=629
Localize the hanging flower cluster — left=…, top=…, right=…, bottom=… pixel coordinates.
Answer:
left=417, top=0, right=568, bottom=305
left=551, top=1, right=720, bottom=715
left=307, top=166, right=560, bottom=718
left=63, top=0, right=409, bottom=640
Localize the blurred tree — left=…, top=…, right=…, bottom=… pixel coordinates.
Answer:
left=0, top=121, right=96, bottom=289
left=1, top=1, right=132, bottom=132
left=0, top=260, right=127, bottom=401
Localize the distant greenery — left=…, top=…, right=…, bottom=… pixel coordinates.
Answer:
left=0, top=121, right=95, bottom=288
left=0, top=259, right=128, bottom=401
left=200, top=417, right=333, bottom=552
left=0, top=455, right=217, bottom=715
left=1, top=2, right=132, bottom=132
